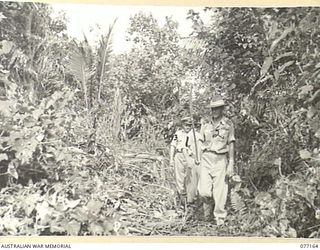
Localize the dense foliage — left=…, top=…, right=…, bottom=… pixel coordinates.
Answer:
left=0, top=3, right=319, bottom=237
left=187, top=7, right=320, bottom=237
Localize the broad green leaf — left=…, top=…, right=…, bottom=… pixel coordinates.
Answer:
left=22, top=201, right=36, bottom=217
left=70, top=207, right=88, bottom=223
left=261, top=209, right=274, bottom=217
left=45, top=91, right=64, bottom=109
left=287, top=228, right=297, bottom=238
left=0, top=100, right=13, bottom=116
left=86, top=199, right=104, bottom=215
left=113, top=221, right=121, bottom=233
left=315, top=209, right=320, bottom=220
left=279, top=219, right=289, bottom=234
left=0, top=40, right=14, bottom=55
left=0, top=207, right=9, bottom=216
left=35, top=133, right=45, bottom=142
left=36, top=201, right=52, bottom=225
left=269, top=27, right=294, bottom=53
left=0, top=153, right=8, bottom=161
left=0, top=12, right=6, bottom=22
left=7, top=163, right=18, bottom=179
left=153, top=211, right=163, bottom=218
left=14, top=137, right=38, bottom=164
left=50, top=225, right=66, bottom=234
left=103, top=220, right=114, bottom=232
left=67, top=199, right=81, bottom=209
left=32, top=108, right=43, bottom=120
left=260, top=57, right=273, bottom=77
left=55, top=202, right=69, bottom=212
left=268, top=21, right=278, bottom=40
left=273, top=158, right=281, bottom=166
left=275, top=52, right=294, bottom=61
left=305, top=185, right=317, bottom=206
left=277, top=60, right=294, bottom=73
left=113, top=200, right=121, bottom=210
left=315, top=129, right=320, bottom=139
left=66, top=147, right=85, bottom=154
left=164, top=209, right=178, bottom=218
left=298, top=85, right=313, bottom=99
left=294, top=183, right=316, bottom=207
left=254, top=192, right=272, bottom=207
left=65, top=220, right=81, bottom=235
left=307, top=106, right=316, bottom=119
left=2, top=216, right=20, bottom=234
left=88, top=221, right=104, bottom=235
left=299, top=149, right=312, bottom=159
left=276, top=186, right=287, bottom=199
left=274, top=70, right=280, bottom=81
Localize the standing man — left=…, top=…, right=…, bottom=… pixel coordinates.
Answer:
left=170, top=116, right=201, bottom=207
left=198, top=97, right=235, bottom=225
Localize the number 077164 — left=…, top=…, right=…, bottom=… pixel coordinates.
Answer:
left=300, top=244, right=319, bottom=248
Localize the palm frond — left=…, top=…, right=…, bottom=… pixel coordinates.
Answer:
left=68, top=45, right=92, bottom=109
left=96, top=18, right=117, bottom=103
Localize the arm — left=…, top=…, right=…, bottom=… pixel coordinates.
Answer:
left=226, top=123, right=235, bottom=176
left=199, top=123, right=206, bottom=149
left=170, top=132, right=178, bottom=166
left=169, top=145, right=175, bottom=166
left=196, top=131, right=203, bottom=164
left=227, top=141, right=235, bottom=176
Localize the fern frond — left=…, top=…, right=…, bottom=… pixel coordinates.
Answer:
left=230, top=189, right=247, bottom=214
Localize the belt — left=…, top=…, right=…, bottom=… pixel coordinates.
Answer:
left=203, top=150, right=227, bottom=155
left=176, top=148, right=187, bottom=153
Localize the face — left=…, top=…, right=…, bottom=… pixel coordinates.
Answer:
left=182, top=123, right=192, bottom=132
left=211, top=106, right=224, bottom=119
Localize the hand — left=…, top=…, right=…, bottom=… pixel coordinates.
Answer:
left=185, top=158, right=194, bottom=169
left=170, top=160, right=174, bottom=167
left=226, top=160, right=234, bottom=177
left=195, top=160, right=200, bottom=165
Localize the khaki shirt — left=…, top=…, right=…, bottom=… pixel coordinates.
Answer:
left=200, top=116, right=235, bottom=154
left=171, top=129, right=202, bottom=156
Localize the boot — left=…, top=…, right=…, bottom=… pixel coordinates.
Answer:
left=176, top=192, right=187, bottom=211
left=216, top=217, right=225, bottom=226
left=203, top=198, right=213, bottom=222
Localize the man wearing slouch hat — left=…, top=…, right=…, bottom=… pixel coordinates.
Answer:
left=198, top=96, right=235, bottom=225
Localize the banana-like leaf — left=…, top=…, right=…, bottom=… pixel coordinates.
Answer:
left=274, top=60, right=295, bottom=81
left=275, top=52, right=294, bottom=62
left=277, top=60, right=295, bottom=73
left=0, top=40, right=14, bottom=55
left=260, top=56, right=273, bottom=77
left=269, top=26, right=294, bottom=53
left=180, top=36, right=206, bottom=56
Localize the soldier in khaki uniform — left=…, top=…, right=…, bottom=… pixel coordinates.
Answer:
left=170, top=116, right=201, bottom=206
left=198, top=97, right=235, bottom=225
